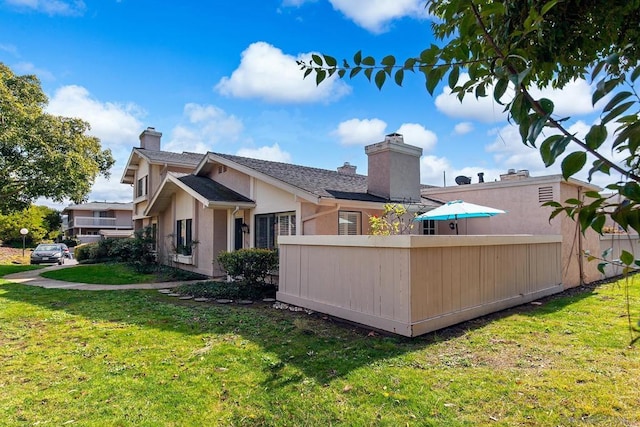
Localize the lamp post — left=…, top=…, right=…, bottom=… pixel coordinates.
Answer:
left=20, top=228, right=28, bottom=258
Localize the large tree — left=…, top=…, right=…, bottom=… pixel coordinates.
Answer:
left=0, top=63, right=114, bottom=214
left=300, top=0, right=640, bottom=267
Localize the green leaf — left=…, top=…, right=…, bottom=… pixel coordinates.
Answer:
left=540, top=0, right=559, bottom=15
left=561, top=152, right=587, bottom=179
left=591, top=214, right=606, bottom=234
left=585, top=124, right=608, bottom=150
left=540, top=134, right=569, bottom=167
left=303, top=68, right=312, bottom=79
left=493, top=78, right=508, bottom=104
left=597, top=262, right=607, bottom=274
left=362, top=56, right=375, bottom=66
left=601, top=101, right=635, bottom=125
left=403, top=57, right=417, bottom=70
left=538, top=98, right=554, bottom=114
left=312, top=54, right=323, bottom=66
left=592, top=77, right=623, bottom=105
left=527, top=115, right=549, bottom=146
left=426, top=67, right=445, bottom=96
left=315, top=69, right=326, bottom=86
left=374, top=70, right=386, bottom=90
left=353, top=50, right=362, bottom=65
left=323, top=55, right=337, bottom=67
left=364, top=67, right=373, bottom=81
left=394, top=69, right=404, bottom=86
left=602, top=91, right=632, bottom=113
left=448, top=66, right=460, bottom=89
left=381, top=55, right=396, bottom=67
left=620, top=250, right=634, bottom=266
left=337, top=69, right=346, bottom=78
left=631, top=65, right=640, bottom=82
left=349, top=67, right=362, bottom=78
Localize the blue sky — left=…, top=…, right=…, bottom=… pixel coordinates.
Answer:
left=0, top=0, right=610, bottom=208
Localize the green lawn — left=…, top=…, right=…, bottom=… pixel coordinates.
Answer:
left=1, top=264, right=638, bottom=426
left=40, top=263, right=205, bottom=285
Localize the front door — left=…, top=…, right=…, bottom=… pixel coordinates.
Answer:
left=234, top=218, right=243, bottom=250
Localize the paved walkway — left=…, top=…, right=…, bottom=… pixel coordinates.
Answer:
left=3, top=261, right=197, bottom=291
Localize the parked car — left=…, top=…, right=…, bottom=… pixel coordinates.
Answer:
left=30, top=243, right=70, bottom=265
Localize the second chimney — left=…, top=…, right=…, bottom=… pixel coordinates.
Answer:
left=337, top=162, right=357, bottom=175
left=139, top=127, right=162, bottom=151
left=365, top=133, right=422, bottom=202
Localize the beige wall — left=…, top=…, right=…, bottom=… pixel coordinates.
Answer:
left=599, top=234, right=640, bottom=278
left=208, top=167, right=251, bottom=197
left=278, top=235, right=563, bottom=337
left=252, top=180, right=298, bottom=215
left=423, top=179, right=601, bottom=287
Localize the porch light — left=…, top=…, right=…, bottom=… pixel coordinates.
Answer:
left=241, top=223, right=250, bottom=234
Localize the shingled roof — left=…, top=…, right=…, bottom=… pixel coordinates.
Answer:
left=212, top=153, right=391, bottom=203
left=177, top=174, right=253, bottom=204
left=136, top=149, right=204, bottom=166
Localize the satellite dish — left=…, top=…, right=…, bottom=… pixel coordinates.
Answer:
left=455, top=175, right=471, bottom=185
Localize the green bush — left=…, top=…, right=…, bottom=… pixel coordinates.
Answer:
left=73, top=228, right=158, bottom=271
left=216, top=248, right=278, bottom=286
left=174, top=280, right=276, bottom=300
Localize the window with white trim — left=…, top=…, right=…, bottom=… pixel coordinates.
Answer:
left=176, top=219, right=193, bottom=255
left=338, top=211, right=361, bottom=235
left=136, top=175, right=148, bottom=198
left=255, top=212, right=296, bottom=249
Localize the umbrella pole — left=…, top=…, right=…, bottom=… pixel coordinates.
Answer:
left=455, top=214, right=459, bottom=235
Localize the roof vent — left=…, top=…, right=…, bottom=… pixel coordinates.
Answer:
left=455, top=175, right=471, bottom=185
left=384, top=132, right=404, bottom=144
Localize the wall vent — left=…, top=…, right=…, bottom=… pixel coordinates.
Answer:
left=538, top=186, right=553, bottom=203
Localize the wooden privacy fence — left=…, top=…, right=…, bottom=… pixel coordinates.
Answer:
left=277, top=235, right=563, bottom=337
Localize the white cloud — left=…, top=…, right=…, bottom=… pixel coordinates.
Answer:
left=0, top=43, right=19, bottom=55
left=47, top=85, right=144, bottom=147
left=215, top=42, right=351, bottom=104
left=484, top=119, right=626, bottom=188
left=12, top=61, right=54, bottom=80
left=328, top=0, right=426, bottom=33
left=281, top=0, right=314, bottom=6
left=5, top=0, right=86, bottom=16
left=396, top=123, right=437, bottom=152
left=165, top=103, right=245, bottom=154
left=419, top=154, right=503, bottom=186
left=453, top=122, right=474, bottom=135
left=236, top=144, right=292, bottom=163
left=332, top=118, right=387, bottom=145
left=435, top=73, right=597, bottom=124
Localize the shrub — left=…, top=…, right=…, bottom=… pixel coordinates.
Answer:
left=216, top=248, right=278, bottom=286
left=174, top=280, right=276, bottom=300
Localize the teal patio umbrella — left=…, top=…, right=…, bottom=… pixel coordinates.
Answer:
left=414, top=200, right=506, bottom=235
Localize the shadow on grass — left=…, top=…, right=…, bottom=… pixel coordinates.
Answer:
left=0, top=270, right=612, bottom=386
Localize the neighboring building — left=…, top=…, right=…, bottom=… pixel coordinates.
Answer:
left=62, top=202, right=134, bottom=244
left=421, top=169, right=603, bottom=287
left=121, top=128, right=439, bottom=277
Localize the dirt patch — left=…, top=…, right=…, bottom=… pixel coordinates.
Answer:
left=0, top=246, right=30, bottom=264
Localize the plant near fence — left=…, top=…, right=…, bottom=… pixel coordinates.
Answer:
left=369, top=203, right=414, bottom=235
left=216, top=248, right=278, bottom=287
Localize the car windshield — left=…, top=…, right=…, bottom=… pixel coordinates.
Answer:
left=36, top=245, right=60, bottom=251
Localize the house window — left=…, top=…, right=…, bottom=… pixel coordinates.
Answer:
left=338, top=211, right=361, bottom=235
left=421, top=219, right=437, bottom=235
left=176, top=219, right=193, bottom=255
left=255, top=212, right=296, bottom=249
left=136, top=175, right=148, bottom=198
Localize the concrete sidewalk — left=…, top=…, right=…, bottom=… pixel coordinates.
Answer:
left=3, top=262, right=199, bottom=291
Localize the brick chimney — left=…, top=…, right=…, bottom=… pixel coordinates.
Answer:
left=139, top=127, right=162, bottom=151
left=337, top=162, right=357, bottom=175
left=365, top=133, right=422, bottom=202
